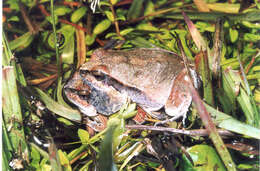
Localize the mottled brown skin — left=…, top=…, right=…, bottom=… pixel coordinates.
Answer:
left=64, top=48, right=197, bottom=120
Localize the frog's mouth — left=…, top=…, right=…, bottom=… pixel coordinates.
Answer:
left=64, top=71, right=127, bottom=116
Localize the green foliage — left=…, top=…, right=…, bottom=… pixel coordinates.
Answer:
left=71, top=6, right=87, bottom=23
left=181, top=145, right=226, bottom=171
left=3, top=0, right=260, bottom=170
left=35, top=88, right=81, bottom=122
left=93, top=19, right=112, bottom=35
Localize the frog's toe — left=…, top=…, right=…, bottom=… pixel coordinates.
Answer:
left=142, top=108, right=167, bottom=120
left=86, top=116, right=107, bottom=132
left=156, top=96, right=191, bottom=126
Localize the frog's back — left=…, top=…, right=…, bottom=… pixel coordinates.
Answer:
left=82, top=48, right=185, bottom=110
left=87, top=48, right=184, bottom=84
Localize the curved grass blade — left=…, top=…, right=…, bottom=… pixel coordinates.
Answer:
left=237, top=53, right=259, bottom=127
left=222, top=69, right=258, bottom=127
left=8, top=32, right=34, bottom=51
left=205, top=104, right=260, bottom=139
left=98, top=125, right=118, bottom=171
left=35, top=88, right=81, bottom=122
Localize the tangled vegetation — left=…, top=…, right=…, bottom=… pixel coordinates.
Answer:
left=3, top=0, right=260, bottom=170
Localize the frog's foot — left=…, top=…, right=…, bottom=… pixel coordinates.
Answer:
left=142, top=108, right=167, bottom=120
left=161, top=69, right=193, bottom=126
left=154, top=113, right=187, bottom=126
left=86, top=115, right=107, bottom=132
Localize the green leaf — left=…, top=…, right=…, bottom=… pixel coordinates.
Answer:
left=177, top=32, right=193, bottom=60
left=35, top=88, right=81, bottom=122
left=195, top=51, right=214, bottom=106
left=222, top=69, right=258, bottom=126
left=2, top=67, right=28, bottom=153
left=79, top=160, right=93, bottom=171
left=120, top=28, right=134, bottom=36
left=105, top=11, right=115, bottom=22
left=58, top=150, right=72, bottom=171
left=112, top=118, right=125, bottom=151
left=98, top=126, right=118, bottom=171
left=78, top=129, right=90, bottom=144
left=54, top=6, right=72, bottom=16
left=237, top=163, right=255, bottom=169
left=3, top=33, right=27, bottom=85
left=244, top=33, right=260, bottom=42
left=9, top=32, right=34, bottom=51
left=8, top=16, right=19, bottom=22
left=57, top=118, right=74, bottom=126
left=85, top=34, right=96, bottom=46
left=181, top=145, right=226, bottom=171
left=207, top=3, right=240, bottom=13
left=255, top=0, right=260, bottom=9
left=205, top=103, right=260, bottom=139
left=127, top=0, right=144, bottom=20
left=2, top=121, right=13, bottom=170
left=93, top=19, right=112, bottom=35
left=122, top=103, right=137, bottom=119
left=57, top=79, right=71, bottom=108
left=195, top=22, right=215, bottom=32
left=242, top=21, right=260, bottom=29
left=71, top=6, right=88, bottom=23
left=137, top=23, right=158, bottom=31
left=131, top=37, right=154, bottom=48
left=229, top=28, right=238, bottom=43
left=144, top=0, right=155, bottom=19
left=6, top=0, right=19, bottom=11
left=31, top=146, right=41, bottom=169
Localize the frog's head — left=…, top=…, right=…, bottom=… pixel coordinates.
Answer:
left=64, top=69, right=127, bottom=116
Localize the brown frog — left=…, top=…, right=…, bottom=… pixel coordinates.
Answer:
left=64, top=48, right=199, bottom=121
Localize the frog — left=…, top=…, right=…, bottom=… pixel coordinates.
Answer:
left=64, top=48, right=200, bottom=122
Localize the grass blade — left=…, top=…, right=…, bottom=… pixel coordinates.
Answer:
left=98, top=126, right=118, bottom=171
left=222, top=69, right=258, bottom=126
left=127, top=0, right=145, bottom=20
left=35, top=88, right=81, bottom=122
left=205, top=103, right=260, bottom=139
left=2, top=67, right=28, bottom=168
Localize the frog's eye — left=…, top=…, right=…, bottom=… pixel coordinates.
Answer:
left=79, top=69, right=90, bottom=78
left=77, top=90, right=90, bottom=96
left=91, top=71, right=106, bottom=81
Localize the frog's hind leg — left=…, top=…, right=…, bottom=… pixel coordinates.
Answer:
left=156, top=70, right=192, bottom=125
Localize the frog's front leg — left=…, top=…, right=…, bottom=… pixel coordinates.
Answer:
left=86, top=115, right=107, bottom=132
left=157, top=69, right=193, bottom=125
